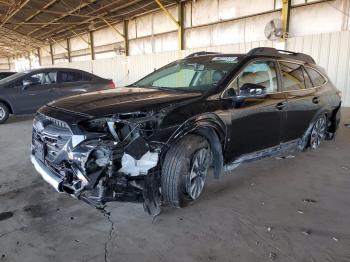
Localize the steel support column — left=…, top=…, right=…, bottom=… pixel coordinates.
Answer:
left=49, top=44, right=54, bottom=65
left=37, top=48, right=41, bottom=66
left=89, top=31, right=95, bottom=60
left=281, top=0, right=291, bottom=39
left=66, top=38, right=71, bottom=62
left=178, top=1, right=184, bottom=50
left=155, top=0, right=183, bottom=50
left=123, top=19, right=129, bottom=56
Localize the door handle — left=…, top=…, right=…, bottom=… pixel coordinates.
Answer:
left=275, top=101, right=286, bottom=110
left=312, top=96, right=320, bottom=104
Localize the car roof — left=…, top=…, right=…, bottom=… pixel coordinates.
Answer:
left=185, top=47, right=315, bottom=65
left=22, top=67, right=91, bottom=74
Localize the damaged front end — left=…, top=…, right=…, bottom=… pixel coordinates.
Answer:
left=31, top=110, right=167, bottom=215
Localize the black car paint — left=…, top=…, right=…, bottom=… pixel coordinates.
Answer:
left=0, top=68, right=112, bottom=115
left=31, top=52, right=341, bottom=215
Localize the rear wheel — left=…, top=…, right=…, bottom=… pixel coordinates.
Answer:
left=309, top=115, right=327, bottom=150
left=0, top=102, right=9, bottom=124
left=161, top=134, right=210, bottom=208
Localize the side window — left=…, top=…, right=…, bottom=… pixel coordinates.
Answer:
left=42, top=72, right=57, bottom=84
left=279, top=62, right=305, bottom=91
left=224, top=60, right=278, bottom=97
left=84, top=73, right=93, bottom=81
left=60, top=71, right=83, bottom=83
left=302, top=67, right=313, bottom=89
left=305, top=67, right=326, bottom=87
left=24, top=73, right=43, bottom=85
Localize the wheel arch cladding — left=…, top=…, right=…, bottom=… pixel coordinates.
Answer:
left=166, top=113, right=226, bottom=179
left=193, top=127, right=224, bottom=179
left=0, top=99, right=13, bottom=114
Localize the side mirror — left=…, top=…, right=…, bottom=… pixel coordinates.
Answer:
left=22, top=79, right=33, bottom=89
left=239, top=83, right=267, bottom=99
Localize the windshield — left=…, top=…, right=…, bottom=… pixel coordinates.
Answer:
left=0, top=72, right=26, bottom=85
left=132, top=55, right=241, bottom=92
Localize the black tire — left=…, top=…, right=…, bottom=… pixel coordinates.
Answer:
left=0, top=102, right=9, bottom=124
left=161, top=134, right=210, bottom=208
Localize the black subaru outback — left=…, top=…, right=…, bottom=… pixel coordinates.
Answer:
left=31, top=47, right=341, bottom=215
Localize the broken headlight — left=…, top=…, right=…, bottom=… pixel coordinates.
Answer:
left=79, top=112, right=163, bottom=143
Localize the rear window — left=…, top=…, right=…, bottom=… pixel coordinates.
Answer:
left=279, top=62, right=306, bottom=91
left=305, top=67, right=327, bottom=87
left=60, top=71, right=83, bottom=82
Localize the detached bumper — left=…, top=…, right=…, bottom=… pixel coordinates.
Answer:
left=30, top=154, right=63, bottom=193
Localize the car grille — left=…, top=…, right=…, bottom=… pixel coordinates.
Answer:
left=32, top=113, right=72, bottom=164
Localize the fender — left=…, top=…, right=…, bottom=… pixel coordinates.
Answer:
left=165, top=113, right=226, bottom=179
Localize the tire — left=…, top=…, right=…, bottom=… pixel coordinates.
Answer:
left=0, top=102, right=9, bottom=124
left=309, top=114, right=327, bottom=150
left=161, top=134, right=210, bottom=208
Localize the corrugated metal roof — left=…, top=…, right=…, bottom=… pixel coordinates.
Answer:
left=0, top=0, right=175, bottom=57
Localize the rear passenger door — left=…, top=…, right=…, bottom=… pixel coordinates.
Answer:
left=55, top=70, right=91, bottom=99
left=278, top=61, right=322, bottom=142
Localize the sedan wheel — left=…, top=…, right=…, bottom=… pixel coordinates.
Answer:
left=310, top=115, right=327, bottom=149
left=0, top=102, right=9, bottom=124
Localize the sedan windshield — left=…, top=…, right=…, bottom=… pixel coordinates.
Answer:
left=133, top=55, right=241, bottom=92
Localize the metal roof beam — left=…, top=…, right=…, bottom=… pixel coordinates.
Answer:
left=36, top=0, right=144, bottom=40
left=13, top=0, right=58, bottom=30
left=27, top=0, right=97, bottom=36
left=0, top=0, right=30, bottom=28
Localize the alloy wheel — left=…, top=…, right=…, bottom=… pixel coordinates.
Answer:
left=0, top=107, right=5, bottom=121
left=310, top=116, right=327, bottom=149
left=187, top=147, right=209, bottom=200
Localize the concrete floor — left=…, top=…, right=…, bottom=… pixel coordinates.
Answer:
left=0, top=110, right=349, bottom=262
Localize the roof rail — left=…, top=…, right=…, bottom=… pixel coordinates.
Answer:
left=247, top=47, right=315, bottom=64
left=185, top=51, right=221, bottom=58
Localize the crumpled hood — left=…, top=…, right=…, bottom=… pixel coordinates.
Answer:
left=48, top=87, right=202, bottom=117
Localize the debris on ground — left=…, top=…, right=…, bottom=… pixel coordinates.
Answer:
left=268, top=251, right=277, bottom=260
left=303, top=198, right=318, bottom=203
left=297, top=210, right=304, bottom=214
left=301, top=229, right=311, bottom=236
left=267, top=227, right=272, bottom=232
left=332, top=237, right=339, bottom=242
left=275, top=155, right=295, bottom=160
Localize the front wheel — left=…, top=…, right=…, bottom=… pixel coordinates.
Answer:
left=0, top=102, right=9, bottom=124
left=161, top=134, right=210, bottom=208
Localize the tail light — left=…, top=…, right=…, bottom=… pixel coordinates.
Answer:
left=107, top=80, right=116, bottom=89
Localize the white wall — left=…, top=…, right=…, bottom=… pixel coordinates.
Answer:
left=48, top=30, right=350, bottom=106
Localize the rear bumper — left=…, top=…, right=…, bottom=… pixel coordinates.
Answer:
left=30, top=154, right=63, bottom=193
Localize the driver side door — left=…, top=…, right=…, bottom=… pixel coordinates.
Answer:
left=223, top=59, right=287, bottom=161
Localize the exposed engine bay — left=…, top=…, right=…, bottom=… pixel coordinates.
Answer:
left=31, top=110, right=167, bottom=216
